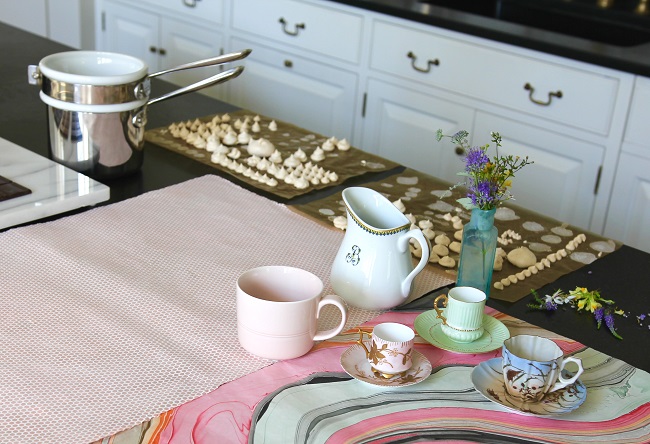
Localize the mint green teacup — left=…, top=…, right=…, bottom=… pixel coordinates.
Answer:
left=433, top=286, right=486, bottom=343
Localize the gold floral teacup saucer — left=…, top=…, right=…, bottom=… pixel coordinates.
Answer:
left=340, top=343, right=432, bottom=388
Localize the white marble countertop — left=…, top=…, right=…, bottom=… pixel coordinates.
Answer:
left=0, top=137, right=110, bottom=230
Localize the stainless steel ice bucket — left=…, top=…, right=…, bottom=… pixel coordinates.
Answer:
left=28, top=50, right=249, bottom=180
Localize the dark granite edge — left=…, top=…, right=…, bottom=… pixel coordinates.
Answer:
left=327, top=0, right=650, bottom=77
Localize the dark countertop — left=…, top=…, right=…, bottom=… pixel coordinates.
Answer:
left=329, top=0, right=650, bottom=77
left=2, top=22, right=649, bottom=372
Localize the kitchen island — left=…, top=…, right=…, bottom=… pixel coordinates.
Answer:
left=1, top=22, right=649, bottom=443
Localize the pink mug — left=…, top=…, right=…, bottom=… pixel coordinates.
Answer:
left=237, top=266, right=347, bottom=360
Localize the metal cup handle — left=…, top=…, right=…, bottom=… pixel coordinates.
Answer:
left=433, top=294, right=448, bottom=325
left=131, top=66, right=245, bottom=128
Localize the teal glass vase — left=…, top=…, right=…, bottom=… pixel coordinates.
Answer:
left=456, top=208, right=498, bottom=297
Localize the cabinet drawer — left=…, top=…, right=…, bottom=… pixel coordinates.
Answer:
left=139, top=0, right=224, bottom=24
left=232, top=0, right=363, bottom=64
left=371, top=20, right=620, bottom=135
left=228, top=37, right=358, bottom=139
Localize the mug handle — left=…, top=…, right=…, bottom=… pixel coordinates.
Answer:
left=313, top=294, right=348, bottom=341
left=433, top=294, right=448, bottom=325
left=550, top=356, right=584, bottom=392
left=397, top=228, right=431, bottom=298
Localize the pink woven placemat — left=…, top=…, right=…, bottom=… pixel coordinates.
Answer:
left=0, top=175, right=449, bottom=444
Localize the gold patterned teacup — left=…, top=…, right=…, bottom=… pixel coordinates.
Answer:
left=357, top=322, right=414, bottom=376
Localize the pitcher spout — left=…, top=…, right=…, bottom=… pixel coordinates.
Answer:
left=342, top=187, right=410, bottom=234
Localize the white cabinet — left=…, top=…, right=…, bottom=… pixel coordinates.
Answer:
left=362, top=78, right=473, bottom=185
left=99, top=0, right=225, bottom=99
left=605, top=154, right=650, bottom=253
left=361, top=15, right=633, bottom=232
left=227, top=37, right=358, bottom=141
left=231, top=0, right=363, bottom=64
left=0, top=0, right=47, bottom=38
left=370, top=19, right=621, bottom=137
left=604, top=76, right=650, bottom=253
left=473, top=113, right=604, bottom=230
left=88, top=0, right=640, bottom=241
left=101, top=2, right=158, bottom=69
left=0, top=0, right=93, bottom=49
left=227, top=0, right=362, bottom=140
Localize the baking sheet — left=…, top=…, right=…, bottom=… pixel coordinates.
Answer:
left=145, top=110, right=400, bottom=201
left=292, top=168, right=621, bottom=302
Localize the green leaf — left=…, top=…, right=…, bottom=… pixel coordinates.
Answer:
left=456, top=197, right=474, bottom=210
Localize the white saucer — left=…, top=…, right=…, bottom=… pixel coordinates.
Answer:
left=415, top=311, right=510, bottom=354
left=340, top=343, right=432, bottom=388
left=471, top=358, right=587, bottom=416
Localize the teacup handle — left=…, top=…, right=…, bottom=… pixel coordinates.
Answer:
left=397, top=229, right=431, bottom=298
left=433, top=294, right=448, bottom=326
left=313, top=294, right=348, bottom=341
left=550, top=357, right=584, bottom=392
left=355, top=329, right=372, bottom=358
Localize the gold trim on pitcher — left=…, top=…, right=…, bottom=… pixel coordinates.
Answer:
left=347, top=205, right=409, bottom=236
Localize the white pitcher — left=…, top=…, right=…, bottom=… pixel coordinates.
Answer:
left=330, top=187, right=430, bottom=310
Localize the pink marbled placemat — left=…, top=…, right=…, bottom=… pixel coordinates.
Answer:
left=0, top=175, right=448, bottom=444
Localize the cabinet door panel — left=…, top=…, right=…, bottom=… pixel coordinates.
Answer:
left=624, top=76, right=650, bottom=148
left=102, top=1, right=159, bottom=70
left=362, top=79, right=473, bottom=184
left=604, top=153, right=650, bottom=253
left=473, top=113, right=603, bottom=229
left=228, top=38, right=357, bottom=140
left=161, top=19, right=223, bottom=99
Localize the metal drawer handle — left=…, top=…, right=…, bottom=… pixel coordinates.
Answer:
left=407, top=51, right=439, bottom=73
left=278, top=18, right=305, bottom=36
left=524, top=82, right=563, bottom=106
left=183, top=0, right=201, bottom=7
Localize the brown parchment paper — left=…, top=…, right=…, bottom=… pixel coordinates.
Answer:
left=145, top=110, right=400, bottom=200
left=292, top=168, right=621, bottom=303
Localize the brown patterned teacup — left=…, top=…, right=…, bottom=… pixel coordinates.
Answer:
left=357, top=322, right=414, bottom=376
left=502, top=335, right=584, bottom=403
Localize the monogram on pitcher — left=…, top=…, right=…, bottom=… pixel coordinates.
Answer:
left=330, top=187, right=430, bottom=311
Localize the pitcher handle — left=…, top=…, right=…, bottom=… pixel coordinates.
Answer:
left=397, top=229, right=431, bottom=299
left=313, top=294, right=348, bottom=341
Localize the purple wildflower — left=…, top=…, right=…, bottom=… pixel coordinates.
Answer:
left=604, top=311, right=623, bottom=340
left=469, top=180, right=498, bottom=208
left=545, top=300, right=558, bottom=311
left=594, top=307, right=604, bottom=329
left=464, top=147, right=489, bottom=173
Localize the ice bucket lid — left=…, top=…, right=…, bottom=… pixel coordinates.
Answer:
left=33, top=51, right=150, bottom=106
left=39, top=51, right=147, bottom=85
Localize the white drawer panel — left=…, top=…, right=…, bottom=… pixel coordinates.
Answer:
left=229, top=37, right=358, bottom=139
left=371, top=20, right=619, bottom=135
left=139, top=0, right=224, bottom=23
left=232, top=0, right=363, bottom=63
